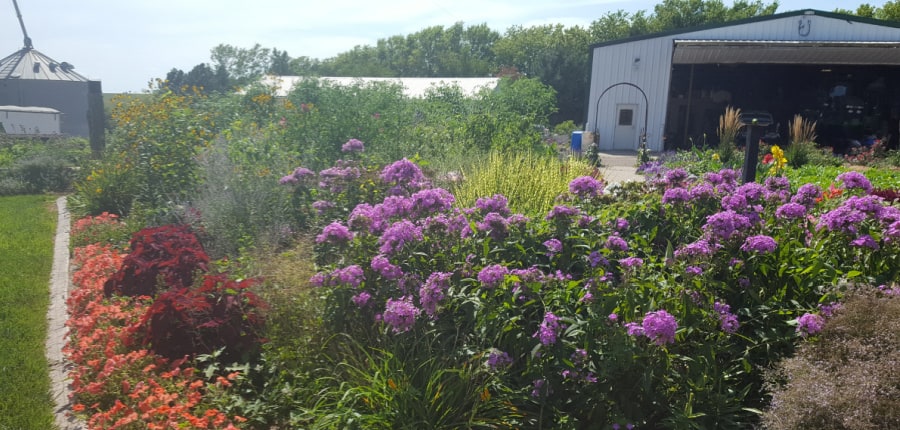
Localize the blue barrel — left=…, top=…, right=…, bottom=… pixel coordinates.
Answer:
left=571, top=131, right=583, bottom=152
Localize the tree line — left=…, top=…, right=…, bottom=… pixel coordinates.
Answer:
left=163, top=0, right=900, bottom=124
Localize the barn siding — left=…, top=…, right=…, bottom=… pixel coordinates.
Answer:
left=587, top=10, right=900, bottom=152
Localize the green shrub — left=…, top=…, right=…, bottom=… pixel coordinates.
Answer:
left=451, top=150, right=594, bottom=216
left=12, top=154, right=75, bottom=193
left=763, top=289, right=900, bottom=429
left=0, top=175, right=27, bottom=195
left=552, top=120, right=579, bottom=136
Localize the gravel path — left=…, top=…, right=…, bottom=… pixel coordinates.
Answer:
left=596, top=151, right=645, bottom=184
left=46, top=196, right=84, bottom=430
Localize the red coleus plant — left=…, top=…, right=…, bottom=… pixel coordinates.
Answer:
left=138, top=273, right=267, bottom=361
left=104, top=224, right=210, bottom=297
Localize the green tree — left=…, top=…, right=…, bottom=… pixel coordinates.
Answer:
left=210, top=43, right=272, bottom=87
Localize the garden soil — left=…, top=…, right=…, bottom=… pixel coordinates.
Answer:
left=47, top=196, right=84, bottom=430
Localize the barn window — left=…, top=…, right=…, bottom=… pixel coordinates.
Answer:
left=618, top=109, right=634, bottom=126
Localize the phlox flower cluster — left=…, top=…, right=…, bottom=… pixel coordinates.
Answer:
left=378, top=220, right=423, bottom=255
left=569, top=175, right=604, bottom=198
left=420, top=272, right=451, bottom=317
left=380, top=158, right=428, bottom=194
left=791, top=183, right=823, bottom=208
left=713, top=301, right=740, bottom=334
left=486, top=349, right=513, bottom=371
left=662, top=187, right=691, bottom=204
left=382, top=296, right=421, bottom=333
left=740, top=235, right=777, bottom=253
left=796, top=312, right=826, bottom=337
left=674, top=239, right=716, bottom=260
left=618, top=257, right=643, bottom=269
left=836, top=171, right=873, bottom=193
left=544, top=238, right=563, bottom=255
left=476, top=212, right=510, bottom=240
left=478, top=264, right=509, bottom=289
left=627, top=310, right=678, bottom=346
left=475, top=194, right=511, bottom=216
left=775, top=202, right=807, bottom=220
left=546, top=205, right=580, bottom=221
left=315, top=221, right=354, bottom=245
left=341, top=138, right=365, bottom=153
left=409, top=188, right=455, bottom=218
left=318, top=161, right=362, bottom=193
left=703, top=210, right=752, bottom=242
left=279, top=166, right=314, bottom=185
left=534, top=311, right=565, bottom=346
left=371, top=254, right=404, bottom=280
left=606, top=235, right=629, bottom=252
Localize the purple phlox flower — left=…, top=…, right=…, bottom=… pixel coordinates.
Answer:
left=383, top=296, right=421, bottom=333
left=486, top=349, right=513, bottom=371
left=578, top=215, right=595, bottom=228
left=740, top=235, right=777, bottom=253
left=704, top=172, right=724, bottom=185
left=478, top=264, right=509, bottom=289
left=510, top=266, right=544, bottom=283
left=606, top=235, right=629, bottom=252
left=879, top=205, right=900, bottom=224
left=572, top=348, right=588, bottom=365
left=719, top=312, right=740, bottom=334
left=791, top=183, right=824, bottom=208
left=507, top=213, right=530, bottom=227
left=378, top=195, right=414, bottom=220
left=703, top=210, right=752, bottom=242
left=618, top=257, right=644, bottom=269
left=341, top=138, right=365, bottom=153
left=738, top=277, right=751, bottom=288
left=316, top=222, right=354, bottom=245
left=588, top=251, right=609, bottom=268
left=625, top=322, right=644, bottom=337
left=531, top=379, right=550, bottom=398
left=348, top=203, right=379, bottom=233
left=546, top=205, right=580, bottom=221
left=714, top=301, right=739, bottom=333
left=371, top=255, right=404, bottom=280
left=886, top=221, right=900, bottom=244
left=309, top=272, right=327, bottom=287
left=846, top=195, right=885, bottom=217
left=420, top=271, right=451, bottom=317
left=378, top=220, right=423, bottom=255
left=796, top=312, right=826, bottom=337
left=719, top=168, right=740, bottom=184
left=319, top=163, right=362, bottom=192
left=818, top=302, right=843, bottom=318
left=675, top=239, right=716, bottom=260
left=569, top=175, right=604, bottom=198
left=475, top=194, right=511, bottom=216
left=720, top=194, right=749, bottom=212
left=836, top=171, right=873, bottom=193
left=608, top=313, right=619, bottom=322
left=662, top=187, right=692, bottom=204
left=409, top=188, right=455, bottom=218
left=878, top=284, right=900, bottom=295
left=544, top=238, right=563, bottom=255
left=533, top=311, right=565, bottom=346
left=689, top=183, right=716, bottom=200
left=279, top=166, right=314, bottom=185
left=312, top=200, right=336, bottom=214
left=476, top=212, right=509, bottom=240
left=380, top=158, right=426, bottom=185
left=641, top=310, right=678, bottom=346
left=685, top=265, right=703, bottom=276
left=776, top=202, right=807, bottom=220
left=351, top=291, right=372, bottom=308
left=817, top=205, right=866, bottom=235
left=664, top=168, right=690, bottom=188
left=764, top=176, right=791, bottom=193
left=614, top=217, right=629, bottom=231
left=850, top=234, right=879, bottom=250
left=580, top=288, right=594, bottom=303
left=334, top=265, right=365, bottom=287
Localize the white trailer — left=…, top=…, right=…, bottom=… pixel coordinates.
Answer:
left=0, top=105, right=61, bottom=136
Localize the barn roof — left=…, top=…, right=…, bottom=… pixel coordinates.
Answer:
left=590, top=9, right=900, bottom=50
left=0, top=47, right=89, bottom=81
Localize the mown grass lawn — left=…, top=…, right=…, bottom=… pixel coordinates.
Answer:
left=0, top=195, right=57, bottom=430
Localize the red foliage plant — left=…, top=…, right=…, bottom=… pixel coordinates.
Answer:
left=872, top=188, right=900, bottom=204
left=139, top=273, right=267, bottom=361
left=104, top=225, right=210, bottom=297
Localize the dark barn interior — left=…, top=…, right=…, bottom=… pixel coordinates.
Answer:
left=664, top=62, right=900, bottom=153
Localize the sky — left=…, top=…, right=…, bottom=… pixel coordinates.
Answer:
left=0, top=0, right=871, bottom=93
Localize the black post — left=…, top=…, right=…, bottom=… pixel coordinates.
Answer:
left=741, top=119, right=759, bottom=184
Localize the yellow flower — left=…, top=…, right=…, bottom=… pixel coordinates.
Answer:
left=712, top=153, right=720, bottom=161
